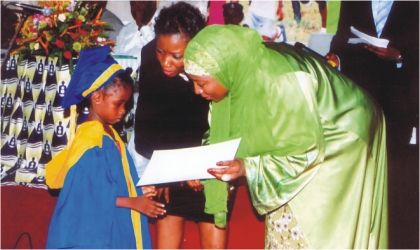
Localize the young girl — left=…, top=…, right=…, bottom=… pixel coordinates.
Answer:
left=46, top=45, right=165, bottom=249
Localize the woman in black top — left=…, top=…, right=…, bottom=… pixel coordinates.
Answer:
left=134, top=2, right=234, bottom=248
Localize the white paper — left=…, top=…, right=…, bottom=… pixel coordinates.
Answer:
left=348, top=26, right=389, bottom=48
left=137, top=138, right=241, bottom=186
left=348, top=38, right=369, bottom=45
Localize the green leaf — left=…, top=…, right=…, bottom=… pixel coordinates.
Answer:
left=102, top=24, right=114, bottom=29
left=99, top=31, right=109, bottom=37
left=59, top=23, right=69, bottom=33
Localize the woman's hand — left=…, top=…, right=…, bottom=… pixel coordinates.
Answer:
left=325, top=53, right=339, bottom=68
left=207, top=158, right=246, bottom=182
left=186, top=179, right=204, bottom=192
left=157, top=187, right=169, bottom=203
left=141, top=185, right=157, bottom=198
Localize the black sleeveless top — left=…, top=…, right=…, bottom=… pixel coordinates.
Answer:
left=134, top=38, right=210, bottom=159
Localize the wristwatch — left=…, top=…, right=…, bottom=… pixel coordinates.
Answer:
left=396, top=54, right=403, bottom=68
left=396, top=54, right=403, bottom=63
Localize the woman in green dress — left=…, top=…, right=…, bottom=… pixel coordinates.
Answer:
left=184, top=25, right=388, bottom=249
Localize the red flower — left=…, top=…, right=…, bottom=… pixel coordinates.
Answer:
left=29, top=26, right=37, bottom=33
left=15, top=38, right=21, bottom=44
left=78, top=27, right=89, bottom=35
left=75, top=19, right=82, bottom=26
left=69, top=32, right=79, bottom=39
left=54, top=39, right=65, bottom=48
left=63, top=51, right=72, bottom=59
left=92, top=29, right=103, bottom=36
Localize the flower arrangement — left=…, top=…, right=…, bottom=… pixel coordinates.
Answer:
left=11, top=0, right=115, bottom=74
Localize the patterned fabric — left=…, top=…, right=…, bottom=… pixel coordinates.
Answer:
left=280, top=0, right=323, bottom=43
left=266, top=204, right=308, bottom=250
left=184, top=58, right=211, bottom=76
left=0, top=55, right=135, bottom=189
left=1, top=55, right=72, bottom=189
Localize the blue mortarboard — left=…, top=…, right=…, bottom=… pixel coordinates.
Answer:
left=61, top=45, right=125, bottom=109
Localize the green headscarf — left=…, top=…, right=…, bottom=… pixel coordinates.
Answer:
left=184, top=25, right=322, bottom=225
left=184, top=25, right=313, bottom=157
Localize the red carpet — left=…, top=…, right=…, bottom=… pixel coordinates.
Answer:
left=1, top=180, right=265, bottom=249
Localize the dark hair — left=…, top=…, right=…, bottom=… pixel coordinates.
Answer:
left=103, top=68, right=135, bottom=111
left=77, top=68, right=135, bottom=113
left=103, top=68, right=134, bottom=93
left=154, top=1, right=206, bottom=38
left=130, top=1, right=157, bottom=28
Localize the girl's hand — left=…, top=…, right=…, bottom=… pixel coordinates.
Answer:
left=132, top=195, right=166, bottom=218
left=207, top=158, right=246, bottom=182
left=116, top=196, right=166, bottom=218
left=186, top=179, right=204, bottom=192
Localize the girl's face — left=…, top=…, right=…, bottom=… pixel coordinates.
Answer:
left=188, top=74, right=229, bottom=102
left=156, top=33, right=190, bottom=77
left=90, top=84, right=132, bottom=125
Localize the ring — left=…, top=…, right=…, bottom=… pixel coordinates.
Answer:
left=221, top=174, right=231, bottom=182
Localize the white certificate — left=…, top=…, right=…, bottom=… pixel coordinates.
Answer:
left=136, top=138, right=241, bottom=186
left=349, top=26, right=389, bottom=48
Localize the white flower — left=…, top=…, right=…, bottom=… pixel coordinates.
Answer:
left=281, top=219, right=289, bottom=232
left=282, top=213, right=293, bottom=222
left=274, top=219, right=283, bottom=233
left=34, top=43, right=40, bottom=50
left=275, top=218, right=289, bottom=233
left=97, top=37, right=106, bottom=42
left=66, top=2, right=75, bottom=12
left=281, top=212, right=287, bottom=220
left=281, top=212, right=293, bottom=222
left=291, top=226, right=304, bottom=241
left=58, top=14, right=66, bottom=22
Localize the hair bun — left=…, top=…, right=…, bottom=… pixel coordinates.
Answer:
left=125, top=67, right=133, bottom=76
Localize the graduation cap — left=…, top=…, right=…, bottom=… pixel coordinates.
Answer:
left=61, top=45, right=125, bottom=109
